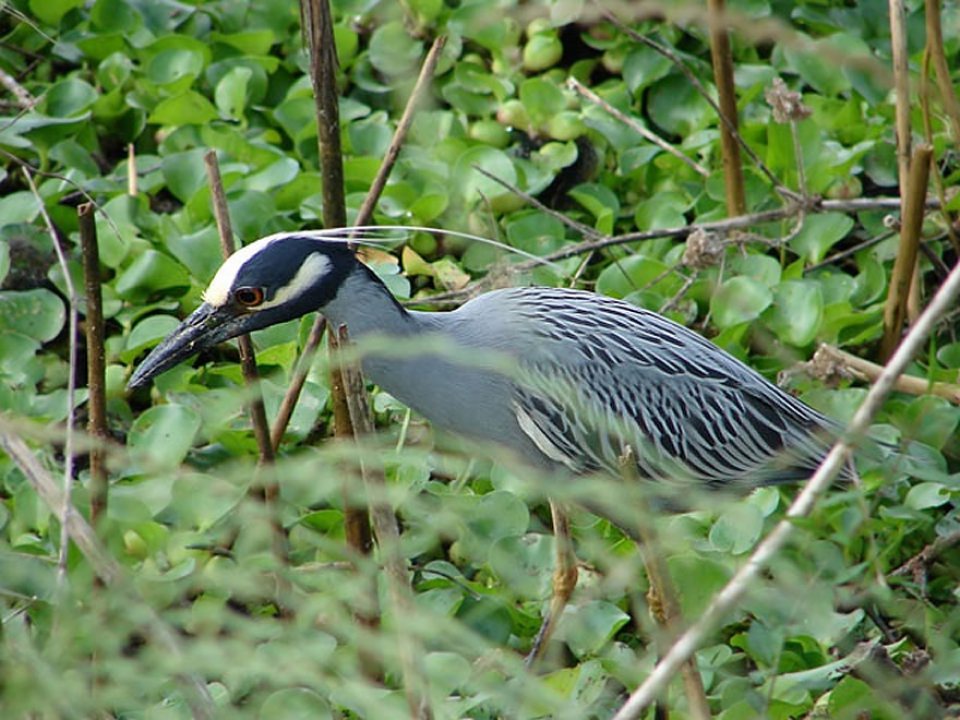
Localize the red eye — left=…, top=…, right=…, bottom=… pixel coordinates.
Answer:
left=234, top=287, right=265, bottom=307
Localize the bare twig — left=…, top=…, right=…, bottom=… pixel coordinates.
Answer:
left=708, top=0, right=746, bottom=215
left=568, top=77, right=708, bottom=178
left=203, top=152, right=276, bottom=467
left=78, top=203, right=108, bottom=528
left=354, top=35, right=447, bottom=231
left=804, top=344, right=960, bottom=404
left=924, top=0, right=960, bottom=142
left=888, top=0, right=911, bottom=203
left=24, top=167, right=78, bottom=589
left=127, top=144, right=137, bottom=196
left=270, top=318, right=327, bottom=451
left=334, top=325, right=431, bottom=720
left=0, top=66, right=34, bottom=108
left=0, top=426, right=217, bottom=719
left=612, top=254, right=960, bottom=720
left=891, top=530, right=960, bottom=579
left=600, top=6, right=797, bottom=202
left=881, top=144, right=932, bottom=361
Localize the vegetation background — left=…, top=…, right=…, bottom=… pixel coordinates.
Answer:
left=0, top=0, right=959, bottom=717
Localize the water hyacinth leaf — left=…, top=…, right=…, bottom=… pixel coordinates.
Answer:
left=0, top=289, right=65, bottom=342
left=790, top=213, right=854, bottom=264
left=128, top=404, right=202, bottom=469
left=557, top=600, right=630, bottom=658
left=710, top=276, right=773, bottom=328
left=766, top=280, right=824, bottom=347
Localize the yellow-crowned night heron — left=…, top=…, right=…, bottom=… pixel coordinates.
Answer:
left=129, top=230, right=846, bottom=657
left=130, top=231, right=839, bottom=481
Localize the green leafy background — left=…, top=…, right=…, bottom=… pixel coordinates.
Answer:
left=1, top=0, right=959, bottom=718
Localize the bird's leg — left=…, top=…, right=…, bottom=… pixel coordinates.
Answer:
left=525, top=499, right=579, bottom=667
left=621, top=449, right=711, bottom=720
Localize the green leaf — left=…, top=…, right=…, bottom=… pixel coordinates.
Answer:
left=214, top=66, right=253, bottom=121
left=259, top=689, right=332, bottom=720
left=115, top=250, right=191, bottom=301
left=146, top=48, right=205, bottom=86
left=424, top=652, right=472, bottom=697
left=905, top=482, right=951, bottom=510
left=558, top=600, right=630, bottom=658
left=128, top=404, right=202, bottom=469
left=0, top=192, right=42, bottom=226
left=29, top=0, right=85, bottom=25
left=489, top=534, right=554, bottom=599
left=149, top=91, right=218, bottom=126
left=568, top=183, right=619, bottom=234
left=647, top=73, right=713, bottom=136
left=709, top=502, right=765, bottom=554
left=710, top=276, right=773, bottom=328
left=518, top=77, right=566, bottom=126
left=765, top=280, right=824, bottom=346
left=127, top=315, right=182, bottom=357
left=0, top=289, right=65, bottom=342
left=454, top=146, right=516, bottom=205
left=162, top=148, right=208, bottom=203
left=789, top=213, right=854, bottom=264
left=368, top=21, right=422, bottom=76
left=45, top=79, right=98, bottom=117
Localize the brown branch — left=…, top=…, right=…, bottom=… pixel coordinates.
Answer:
left=621, top=449, right=711, bottom=720
left=708, top=0, right=746, bottom=215
left=0, top=65, right=34, bottom=108
left=353, top=35, right=447, bottom=231
left=203, top=151, right=275, bottom=467
left=270, top=318, right=327, bottom=451
left=600, top=6, right=797, bottom=202
left=302, top=0, right=347, bottom=230
left=613, top=249, right=960, bottom=719
left=0, top=426, right=217, bottom=719
left=806, top=344, right=960, bottom=404
left=204, top=151, right=288, bottom=572
left=924, top=0, right=960, bottom=143
left=335, top=325, right=431, bottom=720
left=881, top=144, right=932, bottom=361
left=891, top=530, right=960, bottom=579
left=78, top=203, right=108, bottom=529
left=567, top=77, right=708, bottom=178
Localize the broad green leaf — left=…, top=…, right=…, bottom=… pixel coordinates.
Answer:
left=259, top=689, right=332, bottom=720
left=126, top=314, right=181, bottom=357
left=368, top=21, right=422, bottom=76
left=454, top=146, right=516, bottom=205
left=596, top=254, right=674, bottom=298
left=710, top=276, right=773, bottom=328
left=115, top=250, right=191, bottom=301
left=45, top=79, right=98, bottom=117
left=489, top=533, right=554, bottom=598
left=214, top=66, right=253, bottom=121
left=128, top=404, right=202, bottom=469
left=149, top=91, right=218, bottom=126
left=558, top=600, right=630, bottom=658
left=790, top=213, right=854, bottom=264
left=161, top=149, right=208, bottom=203
left=29, top=0, right=85, bottom=24
left=0, top=289, right=65, bottom=342
left=765, top=280, right=824, bottom=346
left=905, top=482, right=951, bottom=510
left=0, top=192, right=41, bottom=226
left=146, top=48, right=205, bottom=86
left=709, top=502, right=765, bottom=554
left=424, top=652, right=472, bottom=697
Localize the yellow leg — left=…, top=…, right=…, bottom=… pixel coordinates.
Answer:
left=526, top=499, right=579, bottom=666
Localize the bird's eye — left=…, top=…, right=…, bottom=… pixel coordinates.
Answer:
left=234, top=287, right=265, bottom=307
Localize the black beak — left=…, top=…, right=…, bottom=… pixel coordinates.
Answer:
left=128, top=303, right=253, bottom=390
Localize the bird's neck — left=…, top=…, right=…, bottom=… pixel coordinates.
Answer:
left=321, top=263, right=416, bottom=339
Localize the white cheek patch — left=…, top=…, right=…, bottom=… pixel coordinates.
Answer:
left=259, top=252, right=331, bottom=310
left=203, top=237, right=277, bottom=307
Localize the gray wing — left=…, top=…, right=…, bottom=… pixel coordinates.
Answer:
left=492, top=288, right=837, bottom=487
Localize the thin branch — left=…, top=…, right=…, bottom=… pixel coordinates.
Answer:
left=612, top=253, right=960, bottom=720
left=78, top=203, right=108, bottom=529
left=203, top=151, right=275, bottom=467
left=891, top=530, right=960, bottom=579
left=353, top=35, right=447, bottom=231
left=888, top=0, right=911, bottom=203
left=600, top=6, right=798, bottom=202
left=24, top=167, right=78, bottom=590
left=0, top=426, right=217, bottom=719
left=881, top=144, right=932, bottom=361
left=270, top=318, right=327, bottom=451
left=621, top=449, right=711, bottom=720
left=568, top=77, right=708, bottom=178
left=924, top=0, right=960, bottom=142
left=334, top=325, right=432, bottom=720
left=803, top=344, right=960, bottom=404
left=0, top=65, right=34, bottom=108
left=708, top=0, right=746, bottom=215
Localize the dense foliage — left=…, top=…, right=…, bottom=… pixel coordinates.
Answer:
left=1, top=0, right=959, bottom=718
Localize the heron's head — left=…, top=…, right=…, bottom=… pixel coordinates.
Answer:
left=128, top=233, right=356, bottom=389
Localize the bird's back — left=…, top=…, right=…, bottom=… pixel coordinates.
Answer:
left=435, top=286, right=840, bottom=487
